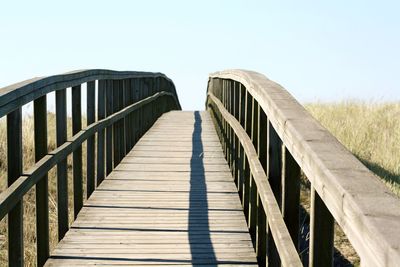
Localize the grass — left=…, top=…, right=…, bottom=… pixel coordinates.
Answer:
left=305, top=101, right=400, bottom=196
left=0, top=113, right=85, bottom=266
left=300, top=101, right=400, bottom=266
left=0, top=101, right=398, bottom=266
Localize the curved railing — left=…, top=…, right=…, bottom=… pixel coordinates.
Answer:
left=206, top=69, right=400, bottom=267
left=0, top=70, right=181, bottom=266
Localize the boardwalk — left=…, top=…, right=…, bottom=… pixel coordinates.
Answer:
left=3, top=69, right=398, bottom=266
left=45, top=111, right=258, bottom=266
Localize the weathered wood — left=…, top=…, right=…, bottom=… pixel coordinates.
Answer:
left=34, top=95, right=49, bottom=266
left=72, top=85, right=83, bottom=219
left=113, top=80, right=121, bottom=167
left=0, top=92, right=177, bottom=221
left=56, top=89, right=69, bottom=240
left=282, top=146, right=300, bottom=250
left=97, top=80, right=106, bottom=186
left=207, top=93, right=302, bottom=267
left=105, top=80, right=113, bottom=175
left=119, top=80, right=126, bottom=159
left=257, top=195, right=267, bottom=266
left=123, top=79, right=131, bottom=152
left=0, top=70, right=180, bottom=118
left=7, top=107, right=23, bottom=267
left=86, top=81, right=96, bottom=198
left=309, top=187, right=334, bottom=267
left=45, top=111, right=257, bottom=266
left=209, top=70, right=400, bottom=266
left=0, top=70, right=181, bottom=267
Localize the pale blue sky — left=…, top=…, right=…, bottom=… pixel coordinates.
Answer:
left=1, top=1, right=399, bottom=110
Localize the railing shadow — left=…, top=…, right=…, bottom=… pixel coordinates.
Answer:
left=189, top=111, right=217, bottom=265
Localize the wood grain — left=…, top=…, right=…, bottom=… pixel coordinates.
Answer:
left=45, top=111, right=257, bottom=266
left=208, top=69, right=400, bottom=267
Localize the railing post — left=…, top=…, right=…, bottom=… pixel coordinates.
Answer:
left=113, top=80, right=121, bottom=166
left=119, top=80, right=126, bottom=159
left=97, top=80, right=106, bottom=185
left=249, top=99, right=259, bottom=245
left=267, top=121, right=281, bottom=266
left=7, top=107, right=23, bottom=267
left=72, top=85, right=83, bottom=218
left=133, top=79, right=140, bottom=142
left=86, top=81, right=96, bottom=197
left=124, top=79, right=131, bottom=152
left=282, top=146, right=300, bottom=250
left=56, top=88, right=69, bottom=240
left=34, top=95, right=49, bottom=266
left=243, top=90, right=253, bottom=220
left=257, top=105, right=268, bottom=266
left=105, top=80, right=113, bottom=175
left=309, top=187, right=334, bottom=267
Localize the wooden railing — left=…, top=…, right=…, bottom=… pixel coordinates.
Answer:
left=0, top=70, right=181, bottom=266
left=206, top=69, right=400, bottom=267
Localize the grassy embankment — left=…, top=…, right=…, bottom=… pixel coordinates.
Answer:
left=301, top=101, right=400, bottom=266
left=0, top=101, right=398, bottom=266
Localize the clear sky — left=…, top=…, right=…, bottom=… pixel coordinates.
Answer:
left=1, top=0, right=399, bottom=110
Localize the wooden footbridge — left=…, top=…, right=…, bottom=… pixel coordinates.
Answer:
left=0, top=70, right=399, bottom=266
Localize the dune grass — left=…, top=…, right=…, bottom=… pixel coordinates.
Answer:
left=305, top=101, right=400, bottom=197
left=0, top=101, right=398, bottom=266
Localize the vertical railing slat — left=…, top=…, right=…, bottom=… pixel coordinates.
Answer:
left=7, top=107, right=24, bottom=267
left=56, top=88, right=69, bottom=240
left=72, top=85, right=83, bottom=219
left=257, top=105, right=268, bottom=266
left=267, top=120, right=281, bottom=266
left=113, top=80, right=121, bottom=166
left=310, top=187, right=334, bottom=267
left=86, top=81, right=96, bottom=197
left=105, top=80, right=113, bottom=175
left=34, top=96, right=49, bottom=266
left=124, top=79, right=131, bottom=152
left=119, top=80, right=126, bottom=159
left=97, top=80, right=106, bottom=185
left=282, top=146, right=300, bottom=250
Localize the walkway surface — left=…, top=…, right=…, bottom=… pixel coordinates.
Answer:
left=45, top=111, right=258, bottom=266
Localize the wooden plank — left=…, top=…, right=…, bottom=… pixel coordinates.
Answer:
left=56, top=88, right=69, bottom=240
left=45, top=111, right=257, bottom=266
left=7, top=107, right=24, bottom=267
left=34, top=95, right=50, bottom=266
left=72, top=85, right=83, bottom=218
left=86, top=81, right=96, bottom=197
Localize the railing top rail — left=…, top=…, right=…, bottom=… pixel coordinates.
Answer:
left=209, top=69, right=400, bottom=266
left=0, top=69, right=180, bottom=117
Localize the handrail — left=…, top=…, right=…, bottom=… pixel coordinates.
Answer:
left=208, top=92, right=302, bottom=267
left=0, top=91, right=177, bottom=219
left=0, top=69, right=181, bottom=117
left=0, top=70, right=181, bottom=266
left=206, top=69, right=400, bottom=267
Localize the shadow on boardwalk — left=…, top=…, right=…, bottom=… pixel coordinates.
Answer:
left=189, top=111, right=217, bottom=265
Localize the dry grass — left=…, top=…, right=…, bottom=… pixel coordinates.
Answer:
left=0, top=101, right=398, bottom=266
left=305, top=101, right=400, bottom=196
left=0, top=113, right=87, bottom=266
left=301, top=101, right=400, bottom=266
